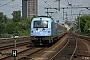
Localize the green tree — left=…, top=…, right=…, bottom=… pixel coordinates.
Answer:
left=12, top=10, right=21, bottom=22
left=77, top=15, right=90, bottom=35
left=0, top=23, right=5, bottom=34
left=5, top=20, right=15, bottom=34
left=0, top=12, right=35, bottom=37
left=0, top=12, right=7, bottom=23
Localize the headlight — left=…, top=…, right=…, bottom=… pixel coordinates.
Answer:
left=48, top=31, right=50, bottom=33
left=31, top=31, right=36, bottom=34
left=48, top=31, right=50, bottom=35
left=31, top=31, right=33, bottom=33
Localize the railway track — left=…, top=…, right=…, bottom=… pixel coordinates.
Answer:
left=0, top=36, right=30, bottom=50
left=19, top=47, right=47, bottom=60
left=0, top=41, right=30, bottom=50
left=0, top=37, right=31, bottom=59
left=0, top=34, right=68, bottom=60
left=0, top=33, right=89, bottom=60
left=0, top=36, right=30, bottom=47
left=0, top=47, right=43, bottom=60
left=50, top=33, right=77, bottom=60
left=72, top=33, right=90, bottom=60
left=0, top=41, right=31, bottom=59
left=23, top=34, right=69, bottom=60
left=74, top=33, right=90, bottom=41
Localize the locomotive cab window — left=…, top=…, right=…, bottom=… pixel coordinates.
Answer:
left=34, top=21, right=48, bottom=28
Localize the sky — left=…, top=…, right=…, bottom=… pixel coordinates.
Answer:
left=0, top=0, right=90, bottom=23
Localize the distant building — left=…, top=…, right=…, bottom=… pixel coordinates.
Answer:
left=22, top=0, right=38, bottom=18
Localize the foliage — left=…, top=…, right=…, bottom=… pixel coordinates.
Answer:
left=76, top=15, right=90, bottom=36
left=0, top=12, right=7, bottom=23
left=0, top=23, right=5, bottom=34
left=12, top=10, right=21, bottom=22
left=4, top=18, right=32, bottom=36
left=0, top=11, right=36, bottom=37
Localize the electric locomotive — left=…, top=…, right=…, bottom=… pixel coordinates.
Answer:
left=30, top=16, right=67, bottom=46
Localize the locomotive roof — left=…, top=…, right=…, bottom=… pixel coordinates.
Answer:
left=32, top=17, right=53, bottom=22
left=38, top=16, right=52, bottom=18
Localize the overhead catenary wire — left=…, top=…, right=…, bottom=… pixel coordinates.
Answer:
left=38, top=0, right=63, bottom=23
left=0, top=0, right=22, bottom=10
left=0, top=1, right=14, bottom=7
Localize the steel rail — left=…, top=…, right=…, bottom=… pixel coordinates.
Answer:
left=1, top=47, right=42, bottom=60
left=50, top=33, right=77, bottom=60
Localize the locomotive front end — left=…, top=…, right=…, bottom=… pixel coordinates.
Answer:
left=30, top=17, right=52, bottom=46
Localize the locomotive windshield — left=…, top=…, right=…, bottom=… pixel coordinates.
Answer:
left=34, top=21, right=48, bottom=28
